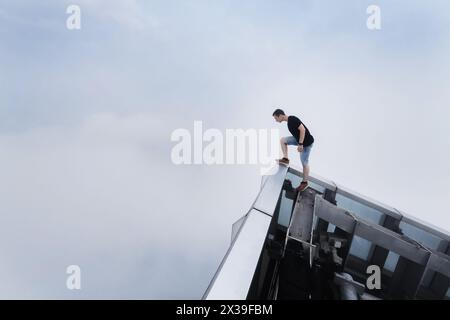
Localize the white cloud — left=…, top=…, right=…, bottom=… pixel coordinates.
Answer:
left=0, top=112, right=261, bottom=298
left=75, top=0, right=159, bottom=30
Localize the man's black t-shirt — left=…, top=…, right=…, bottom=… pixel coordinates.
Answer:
left=287, top=116, right=314, bottom=146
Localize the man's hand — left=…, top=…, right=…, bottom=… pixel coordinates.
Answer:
left=297, top=145, right=304, bottom=152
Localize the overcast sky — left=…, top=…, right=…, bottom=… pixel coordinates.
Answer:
left=1, top=0, right=449, bottom=299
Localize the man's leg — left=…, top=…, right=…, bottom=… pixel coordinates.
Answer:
left=297, top=144, right=312, bottom=192
left=279, top=136, right=297, bottom=162
left=280, top=137, right=288, bottom=158
left=300, top=144, right=312, bottom=180
left=302, top=164, right=310, bottom=182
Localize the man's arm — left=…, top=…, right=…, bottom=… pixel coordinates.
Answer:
left=298, top=124, right=306, bottom=151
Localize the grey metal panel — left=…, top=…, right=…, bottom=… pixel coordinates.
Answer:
left=399, top=210, right=450, bottom=242
left=354, top=221, right=430, bottom=265
left=335, top=183, right=402, bottom=220
left=288, top=166, right=337, bottom=191
left=427, top=252, right=450, bottom=278
left=253, top=165, right=288, bottom=215
left=313, top=196, right=356, bottom=234
left=204, top=209, right=271, bottom=300
left=289, top=188, right=317, bottom=241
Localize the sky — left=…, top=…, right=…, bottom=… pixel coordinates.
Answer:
left=0, top=0, right=449, bottom=299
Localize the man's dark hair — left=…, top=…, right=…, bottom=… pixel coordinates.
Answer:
left=272, top=109, right=285, bottom=117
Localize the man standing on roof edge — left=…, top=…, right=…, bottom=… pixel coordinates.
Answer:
left=273, top=108, right=314, bottom=192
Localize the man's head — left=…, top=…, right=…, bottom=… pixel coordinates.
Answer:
left=272, top=109, right=286, bottom=122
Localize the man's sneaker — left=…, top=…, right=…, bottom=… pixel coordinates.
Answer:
left=277, top=157, right=290, bottom=165
left=296, top=181, right=309, bottom=192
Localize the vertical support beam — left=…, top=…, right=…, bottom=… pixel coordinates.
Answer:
left=369, top=246, right=389, bottom=271
left=388, top=257, right=425, bottom=299
left=429, top=272, right=450, bottom=299
left=438, top=240, right=449, bottom=254
left=315, top=189, right=337, bottom=236
left=324, top=189, right=337, bottom=205
left=369, top=215, right=401, bottom=269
